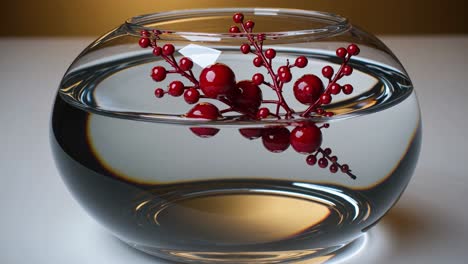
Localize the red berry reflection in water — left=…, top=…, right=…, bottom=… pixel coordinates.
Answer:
left=186, top=103, right=220, bottom=138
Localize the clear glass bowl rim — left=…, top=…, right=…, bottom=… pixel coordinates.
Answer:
left=125, top=7, right=351, bottom=39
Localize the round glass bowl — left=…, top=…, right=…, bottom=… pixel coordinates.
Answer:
left=51, top=8, right=421, bottom=264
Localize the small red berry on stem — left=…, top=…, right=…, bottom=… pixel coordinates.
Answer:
left=278, top=70, right=292, bottom=83
left=229, top=25, right=241, bottom=33
left=330, top=83, right=341, bottom=95
left=140, top=30, right=150, bottom=37
left=232, top=80, right=263, bottom=114
left=343, top=84, right=354, bottom=95
left=252, top=73, right=264, bottom=85
left=179, top=57, right=193, bottom=71
left=306, top=155, right=317, bottom=166
left=244, top=20, right=255, bottom=30
left=295, top=56, right=308, bottom=68
left=162, top=44, right=175, bottom=55
left=139, top=38, right=150, bottom=48
left=343, top=65, right=353, bottom=76
left=154, top=88, right=165, bottom=98
left=153, top=47, right=162, bottom=56
left=320, top=93, right=332, bottom=105
left=168, top=81, right=185, bottom=97
left=239, top=128, right=264, bottom=140
left=253, top=56, right=263, bottom=67
left=257, top=107, right=270, bottom=119
left=290, top=125, right=323, bottom=154
left=336, top=47, right=347, bottom=58
left=265, top=48, right=276, bottom=59
left=184, top=88, right=200, bottom=104
left=318, top=157, right=328, bottom=168
left=233, top=13, right=244, bottom=23
left=240, top=44, right=251, bottom=54
left=322, top=66, right=334, bottom=79
left=151, top=66, right=167, bottom=81
left=347, top=44, right=360, bottom=56
left=199, top=63, right=236, bottom=99
left=330, top=164, right=338, bottom=173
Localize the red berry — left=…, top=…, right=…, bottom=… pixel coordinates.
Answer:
left=229, top=25, right=240, bottom=33
left=322, top=123, right=330, bottom=128
left=322, top=66, right=334, bottom=79
left=239, top=128, right=264, bottom=140
left=336, top=47, right=347, bottom=58
left=343, top=84, right=354, bottom=94
left=139, top=38, right=150, bottom=48
left=330, top=156, right=338, bottom=162
left=290, top=124, right=323, bottom=154
left=253, top=56, right=263, bottom=67
left=154, top=88, right=164, bottom=98
left=244, top=20, right=255, bottom=30
left=330, top=164, right=338, bottom=173
left=279, top=71, right=292, bottom=83
left=179, top=57, right=193, bottom=71
left=232, top=80, right=263, bottom=114
left=295, top=56, right=308, bottom=68
left=183, top=88, right=200, bottom=104
left=320, top=94, right=332, bottom=104
left=347, top=44, right=360, bottom=56
left=257, top=108, right=270, bottom=119
left=325, top=112, right=334, bottom=117
left=318, top=158, right=328, bottom=168
left=168, top=81, right=184, bottom=96
left=343, top=65, right=353, bottom=76
left=162, top=44, right=175, bottom=55
left=262, top=127, right=290, bottom=153
left=252, top=73, right=264, bottom=85
left=330, top=83, right=341, bottom=95
left=140, top=30, right=150, bottom=37
left=199, top=63, right=236, bottom=98
left=153, top=47, right=162, bottom=56
left=324, top=148, right=332, bottom=155
left=240, top=44, right=251, bottom=54
left=316, top=108, right=324, bottom=115
left=306, top=155, right=317, bottom=166
left=265, top=49, right=276, bottom=59
left=189, top=127, right=220, bottom=138
left=186, top=102, right=220, bottom=120
left=233, top=13, right=244, bottom=23
left=293, top=74, right=324, bottom=105
left=341, top=164, right=350, bottom=172
left=277, top=66, right=289, bottom=74
left=151, top=66, right=167, bottom=81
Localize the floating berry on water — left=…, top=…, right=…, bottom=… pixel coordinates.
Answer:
left=330, top=83, right=341, bottom=95
left=229, top=25, right=240, bottom=33
left=151, top=66, right=167, bottom=81
left=153, top=47, right=162, bottom=56
left=168, top=81, right=184, bottom=96
left=139, top=38, right=150, bottom=48
left=244, top=20, right=255, bottom=30
left=179, top=57, right=193, bottom=71
left=233, top=80, right=263, bottom=114
left=239, top=128, right=264, bottom=140
left=186, top=102, right=221, bottom=120
left=189, top=127, right=220, bottom=138
left=199, top=63, right=236, bottom=99
left=347, top=44, right=360, bottom=56
left=154, top=88, right=164, bottom=98
left=252, top=73, right=264, bottom=85
left=257, top=107, right=270, bottom=119
left=293, top=74, right=324, bottom=105
left=233, top=13, right=244, bottom=23
left=306, top=155, right=317, bottom=166
left=322, top=66, right=334, bottom=79
left=295, top=56, right=308, bottom=68
left=262, top=127, right=290, bottom=153
left=330, top=164, right=338, bottom=173
left=265, top=48, right=276, bottom=59
left=320, top=94, right=332, bottom=104
left=343, top=65, right=353, bottom=76
left=318, top=158, right=328, bottom=168
left=184, top=88, right=200, bottom=104
left=290, top=124, right=323, bottom=154
left=253, top=56, right=263, bottom=67
left=336, top=47, right=347, bottom=58
left=343, top=84, right=354, bottom=94
left=162, top=44, right=175, bottom=55
left=240, top=44, right=251, bottom=54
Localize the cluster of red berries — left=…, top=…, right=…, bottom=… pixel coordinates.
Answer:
left=137, top=13, right=358, bottom=179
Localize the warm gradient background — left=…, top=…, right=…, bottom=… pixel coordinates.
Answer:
left=3, top=0, right=468, bottom=36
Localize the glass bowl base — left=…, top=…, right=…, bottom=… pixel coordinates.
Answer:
left=124, top=235, right=366, bottom=264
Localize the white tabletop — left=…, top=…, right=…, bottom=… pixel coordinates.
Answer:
left=1, top=36, right=467, bottom=264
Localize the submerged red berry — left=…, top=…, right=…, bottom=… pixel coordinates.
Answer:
left=239, top=128, right=264, bottom=140
left=232, top=80, right=263, bottom=114
left=290, top=124, right=323, bottom=154
left=262, top=127, right=290, bottom=153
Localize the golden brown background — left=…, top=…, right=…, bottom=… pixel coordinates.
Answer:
left=3, top=0, right=467, bottom=36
